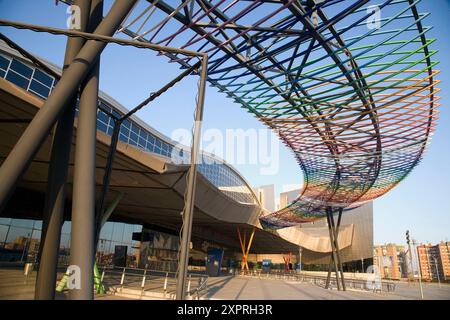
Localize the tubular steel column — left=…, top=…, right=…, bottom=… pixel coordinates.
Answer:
left=175, top=55, right=208, bottom=300
left=326, top=208, right=341, bottom=291
left=330, top=208, right=346, bottom=291
left=325, top=252, right=334, bottom=289
left=35, top=0, right=91, bottom=300
left=237, top=227, right=256, bottom=273
left=298, top=246, right=302, bottom=272
left=69, top=0, right=103, bottom=300
left=0, top=0, right=137, bottom=213
left=94, top=119, right=120, bottom=247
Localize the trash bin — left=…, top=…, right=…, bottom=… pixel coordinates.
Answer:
left=24, top=262, right=33, bottom=276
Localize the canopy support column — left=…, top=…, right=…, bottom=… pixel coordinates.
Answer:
left=35, top=0, right=91, bottom=300
left=175, top=55, right=208, bottom=300
left=325, top=208, right=345, bottom=290
left=69, top=0, right=104, bottom=300
left=237, top=227, right=255, bottom=273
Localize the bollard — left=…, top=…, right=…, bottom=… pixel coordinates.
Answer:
left=163, top=272, right=168, bottom=295
left=101, top=269, right=105, bottom=283
left=187, top=274, right=191, bottom=297
left=140, top=270, right=146, bottom=298
left=120, top=267, right=126, bottom=290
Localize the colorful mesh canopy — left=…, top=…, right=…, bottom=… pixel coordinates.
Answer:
left=120, top=0, right=440, bottom=229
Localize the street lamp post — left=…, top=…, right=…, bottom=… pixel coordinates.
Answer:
left=406, top=230, right=414, bottom=285
left=412, top=239, right=424, bottom=299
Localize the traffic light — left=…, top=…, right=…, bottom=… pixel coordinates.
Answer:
left=406, top=230, right=410, bottom=245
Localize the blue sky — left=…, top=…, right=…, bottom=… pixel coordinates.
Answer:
left=0, top=0, right=449, bottom=245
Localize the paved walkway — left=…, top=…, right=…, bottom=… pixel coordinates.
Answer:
left=1, top=269, right=449, bottom=300
left=203, top=275, right=450, bottom=300
left=204, top=276, right=390, bottom=300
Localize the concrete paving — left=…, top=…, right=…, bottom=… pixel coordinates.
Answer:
left=203, top=275, right=450, bottom=300
left=1, top=268, right=449, bottom=300
left=0, top=268, right=68, bottom=300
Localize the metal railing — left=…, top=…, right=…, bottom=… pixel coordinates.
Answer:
left=236, top=269, right=396, bottom=293
left=98, top=266, right=208, bottom=300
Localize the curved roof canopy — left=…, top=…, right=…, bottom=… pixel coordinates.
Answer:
left=120, top=0, right=440, bottom=229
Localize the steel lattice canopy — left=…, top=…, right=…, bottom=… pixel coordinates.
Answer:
left=118, top=0, right=440, bottom=229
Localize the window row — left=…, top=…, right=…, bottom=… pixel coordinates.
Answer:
left=0, top=53, right=256, bottom=204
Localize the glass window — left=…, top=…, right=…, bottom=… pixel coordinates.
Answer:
left=10, top=59, right=33, bottom=78
left=138, top=135, right=147, bottom=147
left=131, top=124, right=140, bottom=135
left=5, top=226, right=32, bottom=244
left=61, top=221, right=71, bottom=234
left=33, top=221, right=42, bottom=230
left=0, top=218, right=12, bottom=225
left=112, top=109, right=121, bottom=119
left=0, top=69, right=5, bottom=78
left=31, top=229, right=41, bottom=241
left=0, top=224, right=10, bottom=244
left=29, top=80, right=51, bottom=98
left=0, top=54, right=10, bottom=70
left=100, top=222, right=114, bottom=241
left=97, top=110, right=109, bottom=125
left=130, top=131, right=138, bottom=143
left=6, top=70, right=30, bottom=89
left=111, top=242, right=124, bottom=254
left=145, top=141, right=154, bottom=152
left=106, top=125, right=114, bottom=135
left=119, top=133, right=128, bottom=143
left=60, top=233, right=70, bottom=249
left=119, top=125, right=129, bottom=137
left=99, top=102, right=111, bottom=113
left=140, top=131, right=148, bottom=141
left=112, top=223, right=125, bottom=242
left=97, top=239, right=111, bottom=253
left=122, top=119, right=131, bottom=129
left=11, top=219, right=35, bottom=228
left=122, top=224, right=134, bottom=243
left=33, top=69, right=53, bottom=87
left=97, top=121, right=107, bottom=133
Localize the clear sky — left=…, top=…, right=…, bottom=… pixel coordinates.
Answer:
left=0, top=0, right=449, bottom=245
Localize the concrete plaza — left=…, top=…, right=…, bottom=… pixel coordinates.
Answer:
left=204, top=275, right=450, bottom=300
left=1, top=269, right=449, bottom=300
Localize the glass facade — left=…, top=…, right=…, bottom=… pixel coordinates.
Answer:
left=0, top=50, right=257, bottom=205
left=0, top=217, right=141, bottom=267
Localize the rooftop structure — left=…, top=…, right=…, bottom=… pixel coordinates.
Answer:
left=110, top=0, right=439, bottom=228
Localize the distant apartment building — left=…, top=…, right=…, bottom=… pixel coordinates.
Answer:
left=373, top=244, right=409, bottom=279
left=417, top=242, right=449, bottom=281
left=438, top=242, right=450, bottom=280
left=254, top=184, right=276, bottom=212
